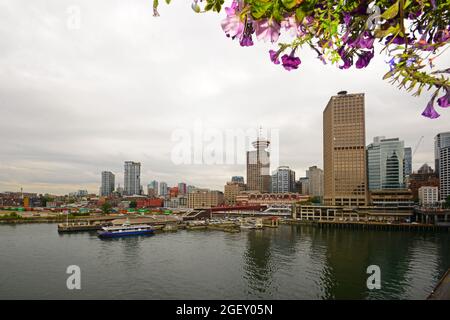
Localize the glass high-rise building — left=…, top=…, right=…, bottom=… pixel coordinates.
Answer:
left=367, top=137, right=405, bottom=190
left=100, top=171, right=115, bottom=196
left=323, top=91, right=368, bottom=206
left=403, top=147, right=412, bottom=177
left=435, top=132, right=450, bottom=176
left=439, top=146, right=450, bottom=201
left=271, top=166, right=296, bottom=193
left=160, top=182, right=168, bottom=197
left=124, top=161, right=141, bottom=196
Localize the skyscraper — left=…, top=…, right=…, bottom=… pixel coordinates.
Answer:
left=100, top=171, right=115, bottom=197
left=271, top=166, right=296, bottom=193
left=306, top=166, right=324, bottom=198
left=246, top=137, right=270, bottom=192
left=404, top=147, right=412, bottom=177
left=160, top=182, right=168, bottom=197
left=323, top=91, right=368, bottom=206
left=439, top=145, right=450, bottom=201
left=435, top=132, right=450, bottom=176
left=148, top=180, right=159, bottom=197
left=124, top=161, right=141, bottom=196
left=178, top=182, right=187, bottom=195
left=367, top=137, right=405, bottom=190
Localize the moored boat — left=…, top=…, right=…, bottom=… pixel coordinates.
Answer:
left=97, top=222, right=154, bottom=239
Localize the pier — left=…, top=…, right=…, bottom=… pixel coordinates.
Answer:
left=428, top=268, right=450, bottom=300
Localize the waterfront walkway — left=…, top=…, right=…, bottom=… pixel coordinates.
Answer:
left=428, top=269, right=450, bottom=300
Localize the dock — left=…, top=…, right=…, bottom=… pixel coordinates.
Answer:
left=281, top=219, right=450, bottom=232
left=428, top=268, right=450, bottom=300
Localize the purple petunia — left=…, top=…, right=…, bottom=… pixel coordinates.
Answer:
left=356, top=50, right=374, bottom=69
left=221, top=0, right=244, bottom=39
left=254, top=18, right=281, bottom=43
left=437, top=87, right=450, bottom=108
left=269, top=49, right=280, bottom=65
left=281, top=51, right=301, bottom=71
left=422, top=97, right=440, bottom=119
left=338, top=46, right=353, bottom=69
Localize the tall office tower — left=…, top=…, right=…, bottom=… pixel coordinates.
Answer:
left=271, top=166, right=296, bottom=193
left=124, top=161, right=141, bottom=196
left=160, top=182, right=168, bottom=197
left=435, top=132, right=450, bottom=176
left=100, top=171, right=115, bottom=197
left=323, top=91, right=368, bottom=206
left=297, top=177, right=310, bottom=195
left=367, top=137, right=405, bottom=190
left=246, top=137, right=271, bottom=192
left=231, top=176, right=245, bottom=184
left=178, top=182, right=187, bottom=195
left=439, top=145, right=450, bottom=201
left=306, top=166, right=324, bottom=198
left=403, top=147, right=412, bottom=177
left=148, top=180, right=159, bottom=197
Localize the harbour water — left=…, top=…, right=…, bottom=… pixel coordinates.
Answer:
left=0, top=223, right=449, bottom=299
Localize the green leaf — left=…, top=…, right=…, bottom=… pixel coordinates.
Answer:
left=165, top=0, right=171, bottom=4
left=205, top=0, right=224, bottom=12
left=381, top=1, right=399, bottom=20
left=251, top=1, right=272, bottom=19
left=281, top=0, right=297, bottom=10
left=374, top=24, right=400, bottom=38
left=295, top=7, right=306, bottom=22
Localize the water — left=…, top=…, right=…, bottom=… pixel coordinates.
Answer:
left=0, top=223, right=449, bottom=299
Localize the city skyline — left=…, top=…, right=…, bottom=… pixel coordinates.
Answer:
left=1, top=1, right=449, bottom=195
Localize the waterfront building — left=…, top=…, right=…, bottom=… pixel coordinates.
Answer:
left=271, top=166, right=296, bottom=193
left=178, top=182, right=187, bottom=195
left=434, top=132, right=450, bottom=176
left=408, top=165, right=439, bottom=202
left=306, top=166, right=324, bottom=198
left=293, top=205, right=413, bottom=223
left=297, top=177, right=310, bottom=195
left=236, top=191, right=309, bottom=206
left=367, top=136, right=405, bottom=190
left=124, top=161, right=141, bottom=196
left=231, top=176, right=245, bottom=184
left=323, top=91, right=368, bottom=206
left=164, top=196, right=188, bottom=209
left=159, top=182, right=168, bottom=198
left=100, top=171, right=115, bottom=197
left=187, top=189, right=224, bottom=208
left=440, top=145, right=450, bottom=201
left=224, top=180, right=246, bottom=206
left=246, top=136, right=271, bottom=192
left=369, top=189, right=413, bottom=207
left=418, top=186, right=439, bottom=207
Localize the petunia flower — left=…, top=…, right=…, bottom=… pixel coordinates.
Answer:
left=437, top=87, right=450, bottom=108
left=281, top=15, right=300, bottom=37
left=221, top=0, right=244, bottom=39
left=254, top=18, right=281, bottom=43
left=281, top=51, right=301, bottom=71
left=422, top=97, right=440, bottom=119
left=269, top=49, right=280, bottom=65
left=338, top=46, right=353, bottom=69
left=355, top=50, right=374, bottom=69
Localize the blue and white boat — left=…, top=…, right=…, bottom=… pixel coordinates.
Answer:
left=97, top=221, right=154, bottom=239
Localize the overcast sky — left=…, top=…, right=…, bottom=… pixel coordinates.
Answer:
left=0, top=0, right=449, bottom=195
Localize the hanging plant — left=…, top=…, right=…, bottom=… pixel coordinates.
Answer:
left=153, top=0, right=450, bottom=119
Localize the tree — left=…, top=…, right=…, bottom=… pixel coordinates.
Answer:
left=154, top=0, right=449, bottom=118
left=129, top=200, right=137, bottom=209
left=101, top=202, right=112, bottom=214
left=445, top=195, right=450, bottom=209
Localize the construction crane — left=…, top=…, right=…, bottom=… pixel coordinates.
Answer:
left=413, top=135, right=424, bottom=156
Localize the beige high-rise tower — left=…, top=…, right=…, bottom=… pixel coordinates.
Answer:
left=323, top=91, right=368, bottom=206
left=246, top=137, right=271, bottom=193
